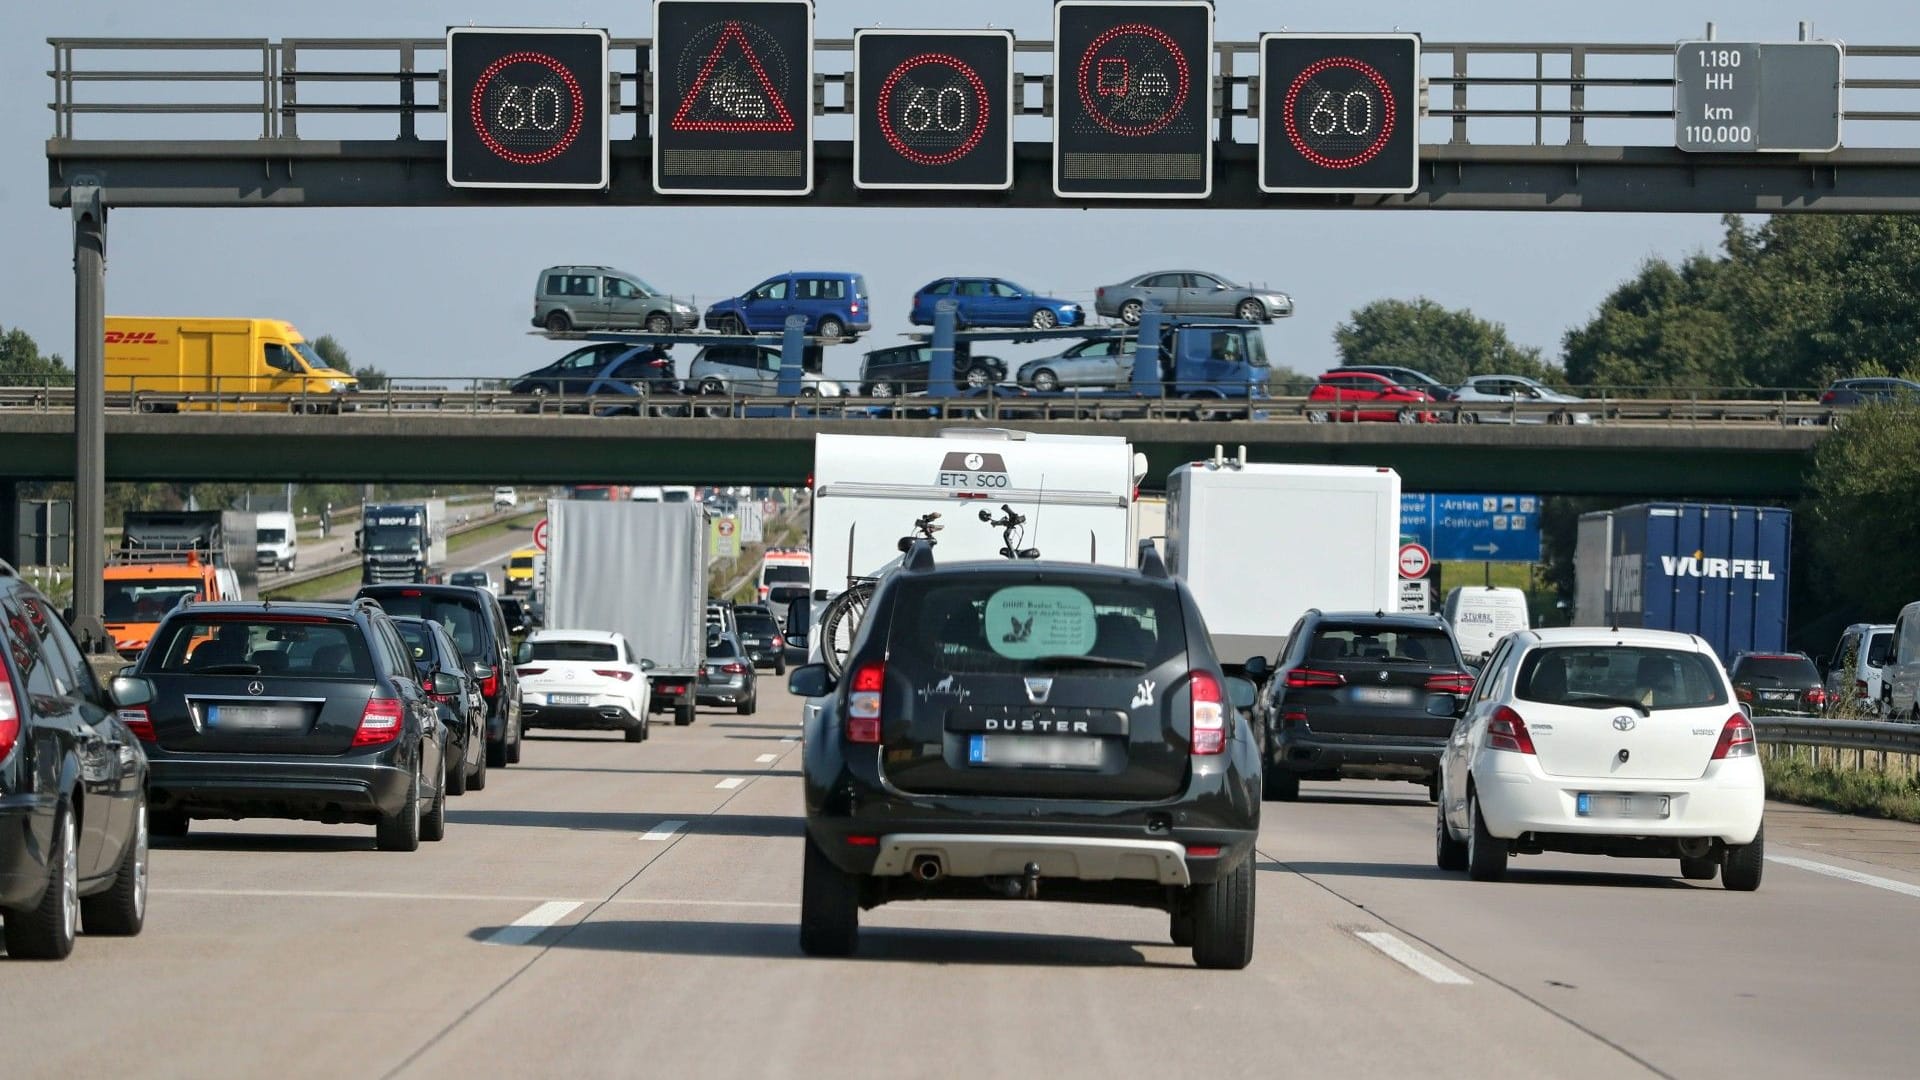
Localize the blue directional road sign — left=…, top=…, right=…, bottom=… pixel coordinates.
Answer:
left=1400, top=493, right=1542, bottom=563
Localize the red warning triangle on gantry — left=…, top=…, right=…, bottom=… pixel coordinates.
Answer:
left=670, top=20, right=796, bottom=133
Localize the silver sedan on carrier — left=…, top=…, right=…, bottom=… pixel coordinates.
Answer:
left=1015, top=337, right=1140, bottom=391
left=1451, top=375, right=1591, bottom=425
left=1095, top=270, right=1294, bottom=325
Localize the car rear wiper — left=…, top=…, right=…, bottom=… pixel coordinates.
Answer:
left=194, top=663, right=263, bottom=676
left=1031, top=654, right=1148, bottom=671
left=1564, top=695, right=1650, bottom=716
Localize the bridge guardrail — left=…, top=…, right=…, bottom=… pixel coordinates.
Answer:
left=0, top=383, right=1849, bottom=428
left=1754, top=715, right=1920, bottom=775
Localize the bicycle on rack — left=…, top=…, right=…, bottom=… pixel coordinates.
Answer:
left=817, top=513, right=942, bottom=677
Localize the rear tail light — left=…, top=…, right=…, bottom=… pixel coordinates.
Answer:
left=1424, top=673, right=1476, bottom=695
left=400, top=589, right=423, bottom=597
left=478, top=667, right=499, bottom=699
left=118, top=706, right=157, bottom=743
left=1187, top=845, right=1222, bottom=858
left=594, top=669, right=635, bottom=682
left=773, top=635, right=784, bottom=649
left=1190, top=672, right=1226, bottom=756
left=430, top=693, right=454, bottom=705
left=847, top=661, right=884, bottom=744
left=722, top=662, right=748, bottom=675
left=0, top=652, right=21, bottom=761
left=517, top=667, right=547, bottom=678
left=1284, top=667, right=1346, bottom=689
left=1805, top=686, right=1828, bottom=707
left=353, top=698, right=405, bottom=747
left=1711, top=714, right=1756, bottom=760
left=1734, top=686, right=1754, bottom=703
left=1487, top=705, right=1535, bottom=754
left=1821, top=391, right=1836, bottom=404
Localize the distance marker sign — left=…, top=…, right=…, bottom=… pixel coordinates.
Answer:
left=1260, top=34, right=1420, bottom=194
left=653, top=0, right=813, bottom=196
left=855, top=29, right=1014, bottom=191
left=1053, top=2, right=1214, bottom=199
left=446, top=27, right=610, bottom=190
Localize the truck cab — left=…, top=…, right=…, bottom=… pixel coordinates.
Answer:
left=103, top=552, right=224, bottom=659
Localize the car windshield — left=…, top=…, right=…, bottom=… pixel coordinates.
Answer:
left=362, top=523, right=420, bottom=553
left=1308, top=625, right=1458, bottom=666
left=363, top=594, right=485, bottom=656
left=103, top=578, right=201, bottom=621
left=451, top=573, right=486, bottom=586
left=1867, top=631, right=1894, bottom=666
left=762, top=566, right=809, bottom=584
left=146, top=616, right=374, bottom=678
left=1733, top=656, right=1819, bottom=684
left=510, top=556, right=535, bottom=570
left=891, top=577, right=1184, bottom=674
left=293, top=341, right=332, bottom=373
left=257, top=528, right=287, bottom=544
left=1517, top=646, right=1728, bottom=711
left=527, top=639, right=619, bottom=662
left=708, top=638, right=740, bottom=659
left=736, top=613, right=779, bottom=635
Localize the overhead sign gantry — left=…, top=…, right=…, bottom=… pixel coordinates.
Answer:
left=1052, top=1, right=1215, bottom=200
left=652, top=0, right=815, bottom=196
left=1259, top=33, right=1421, bottom=195
left=853, top=29, right=1016, bottom=191
left=445, top=27, right=610, bottom=190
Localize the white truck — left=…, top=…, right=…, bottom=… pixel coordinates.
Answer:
left=253, top=510, right=298, bottom=572
left=546, top=499, right=708, bottom=726
left=798, top=428, right=1148, bottom=668
left=1164, top=454, right=1402, bottom=668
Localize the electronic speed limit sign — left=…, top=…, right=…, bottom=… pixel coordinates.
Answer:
left=1259, top=33, right=1421, bottom=195
left=446, top=27, right=610, bottom=190
left=854, top=29, right=1014, bottom=190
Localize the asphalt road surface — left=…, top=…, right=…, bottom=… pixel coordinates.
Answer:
left=5, top=686, right=1917, bottom=1078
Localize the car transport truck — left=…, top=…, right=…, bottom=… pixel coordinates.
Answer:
left=358, top=499, right=449, bottom=585
left=1163, top=453, right=1402, bottom=669
left=546, top=500, right=708, bottom=727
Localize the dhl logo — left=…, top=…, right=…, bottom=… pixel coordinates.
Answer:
left=104, top=331, right=165, bottom=344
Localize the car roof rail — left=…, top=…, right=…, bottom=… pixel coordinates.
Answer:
left=1137, top=540, right=1169, bottom=580
left=901, top=539, right=937, bottom=573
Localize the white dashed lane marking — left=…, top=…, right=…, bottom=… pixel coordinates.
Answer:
left=641, top=820, right=686, bottom=840
left=715, top=777, right=746, bottom=790
left=484, top=901, right=582, bottom=946
left=1354, top=931, right=1473, bottom=985
left=755, top=753, right=779, bottom=764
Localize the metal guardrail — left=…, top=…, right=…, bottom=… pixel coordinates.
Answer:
left=1755, top=716, right=1920, bottom=755
left=44, top=37, right=1920, bottom=149
left=0, top=383, right=1848, bottom=427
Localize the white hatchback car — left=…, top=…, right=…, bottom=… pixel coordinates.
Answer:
left=1435, top=627, right=1765, bottom=890
left=515, top=630, right=654, bottom=742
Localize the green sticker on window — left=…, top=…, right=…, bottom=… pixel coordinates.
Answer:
left=983, top=586, right=1096, bottom=660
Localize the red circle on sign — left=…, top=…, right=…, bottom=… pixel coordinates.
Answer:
left=533, top=519, right=550, bottom=551
left=718, top=519, right=736, bottom=536
left=1076, top=23, right=1191, bottom=137
left=1282, top=57, right=1398, bottom=169
left=876, top=53, right=991, bottom=166
left=1398, top=543, right=1431, bottom=579
left=469, top=51, right=586, bottom=165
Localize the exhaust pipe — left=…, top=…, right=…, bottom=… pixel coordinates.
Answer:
left=910, top=854, right=944, bottom=883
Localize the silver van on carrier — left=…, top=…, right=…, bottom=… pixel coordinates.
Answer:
left=533, top=265, right=699, bottom=334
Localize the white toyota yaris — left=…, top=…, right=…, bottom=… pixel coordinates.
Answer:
left=1435, top=627, right=1765, bottom=890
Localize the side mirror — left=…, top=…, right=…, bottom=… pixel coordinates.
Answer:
left=640, top=658, right=657, bottom=672
left=1225, top=676, right=1257, bottom=711
left=431, top=671, right=462, bottom=697
left=788, top=663, right=835, bottom=698
left=110, top=675, right=154, bottom=708
left=1426, top=693, right=1466, bottom=718
left=1243, top=655, right=1271, bottom=681
left=470, top=660, right=493, bottom=681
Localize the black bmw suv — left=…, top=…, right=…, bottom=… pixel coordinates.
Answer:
left=134, top=600, right=450, bottom=851
left=1253, top=610, right=1474, bottom=803
left=789, top=544, right=1261, bottom=969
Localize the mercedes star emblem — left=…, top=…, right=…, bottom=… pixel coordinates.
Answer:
left=246, top=680, right=265, bottom=696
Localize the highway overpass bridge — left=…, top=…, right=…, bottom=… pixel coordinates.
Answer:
left=0, top=412, right=1821, bottom=498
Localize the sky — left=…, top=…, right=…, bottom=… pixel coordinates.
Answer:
left=3, top=1, right=1913, bottom=386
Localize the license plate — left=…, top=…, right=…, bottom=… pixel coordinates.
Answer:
left=1759, top=691, right=1793, bottom=701
left=1576, top=792, right=1672, bottom=819
left=207, top=704, right=302, bottom=731
left=1353, top=687, right=1415, bottom=705
left=968, top=734, right=1103, bottom=769
left=548, top=693, right=591, bottom=706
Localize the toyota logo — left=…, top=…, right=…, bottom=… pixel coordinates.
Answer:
left=1378, top=671, right=1390, bottom=683
left=246, top=680, right=265, bottom=696
left=1612, top=715, right=1636, bottom=732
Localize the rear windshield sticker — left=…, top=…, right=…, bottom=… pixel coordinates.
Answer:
left=984, top=586, right=1095, bottom=660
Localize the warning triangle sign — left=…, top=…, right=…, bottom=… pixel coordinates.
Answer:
left=670, top=20, right=797, bottom=133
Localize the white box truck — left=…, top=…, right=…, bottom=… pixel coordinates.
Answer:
left=254, top=510, right=298, bottom=572
left=547, top=499, right=708, bottom=726
left=1165, top=455, right=1402, bottom=668
left=800, top=428, right=1147, bottom=667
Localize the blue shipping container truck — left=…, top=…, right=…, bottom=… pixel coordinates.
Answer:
left=1572, top=503, right=1791, bottom=661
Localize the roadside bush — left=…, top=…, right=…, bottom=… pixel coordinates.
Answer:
left=1764, top=753, right=1920, bottom=824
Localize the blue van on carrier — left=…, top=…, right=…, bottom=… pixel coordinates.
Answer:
left=704, top=271, right=871, bottom=340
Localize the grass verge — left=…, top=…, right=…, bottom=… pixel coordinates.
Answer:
left=1764, top=753, right=1920, bottom=824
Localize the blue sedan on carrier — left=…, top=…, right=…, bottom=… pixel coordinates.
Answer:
left=910, top=277, right=1085, bottom=330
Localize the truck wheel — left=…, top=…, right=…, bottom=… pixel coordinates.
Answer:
left=1262, top=768, right=1299, bottom=802
left=675, top=701, right=696, bottom=726
left=799, top=833, right=860, bottom=957
left=1190, top=854, right=1255, bottom=970
left=1722, top=825, right=1765, bottom=892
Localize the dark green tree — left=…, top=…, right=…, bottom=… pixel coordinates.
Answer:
left=1803, top=402, right=1920, bottom=623
left=1333, top=298, right=1557, bottom=386
left=310, top=334, right=351, bottom=372
left=0, top=326, right=74, bottom=386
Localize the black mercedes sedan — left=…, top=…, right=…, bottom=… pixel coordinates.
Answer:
left=132, top=599, right=449, bottom=851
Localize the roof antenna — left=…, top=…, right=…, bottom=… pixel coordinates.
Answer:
left=1030, top=473, right=1046, bottom=560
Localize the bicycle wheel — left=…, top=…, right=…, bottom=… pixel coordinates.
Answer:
left=819, top=581, right=876, bottom=679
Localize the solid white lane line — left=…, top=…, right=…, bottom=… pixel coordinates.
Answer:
left=715, top=777, right=746, bottom=790
left=641, top=820, right=687, bottom=840
left=756, top=753, right=779, bottom=764
left=1354, top=931, right=1473, bottom=985
left=1768, top=854, right=1920, bottom=900
left=156, top=887, right=583, bottom=903
left=484, top=901, right=582, bottom=946
left=781, top=735, right=798, bottom=742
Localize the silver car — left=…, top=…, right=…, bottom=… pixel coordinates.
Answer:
left=533, top=264, right=699, bottom=334
left=1451, top=375, right=1591, bottom=425
left=1094, top=270, right=1294, bottom=325
left=687, top=345, right=842, bottom=397
left=1016, top=337, right=1141, bottom=391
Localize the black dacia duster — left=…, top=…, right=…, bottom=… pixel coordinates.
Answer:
left=789, top=543, right=1262, bottom=969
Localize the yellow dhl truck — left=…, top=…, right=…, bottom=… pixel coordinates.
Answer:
left=105, top=316, right=357, bottom=412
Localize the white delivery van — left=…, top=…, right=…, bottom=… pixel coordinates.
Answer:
left=1442, top=585, right=1531, bottom=664
left=254, top=510, right=298, bottom=571
left=804, top=428, right=1147, bottom=663
left=1164, top=454, right=1401, bottom=668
